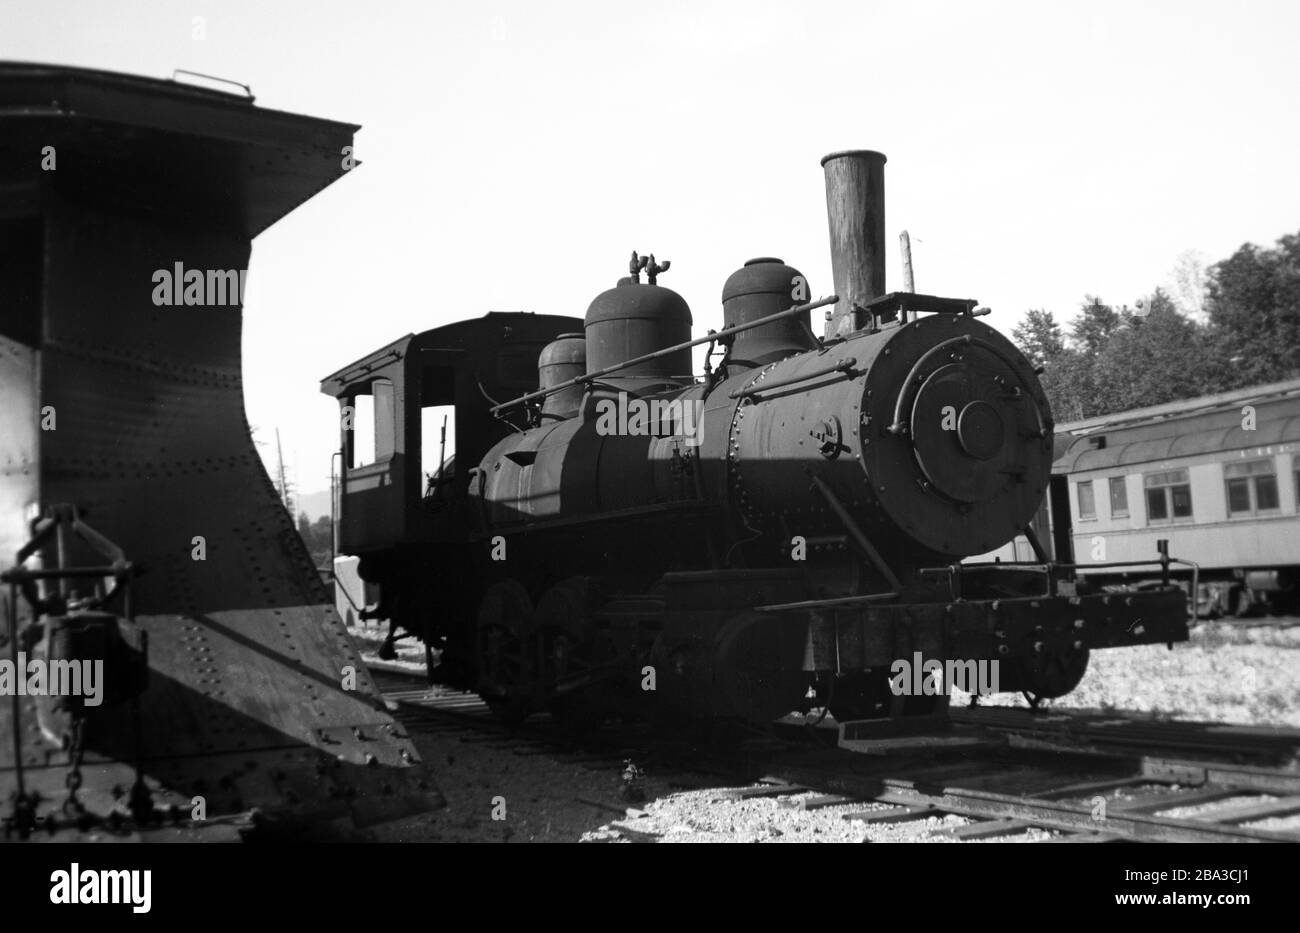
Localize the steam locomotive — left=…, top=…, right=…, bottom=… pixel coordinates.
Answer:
left=325, top=151, right=1190, bottom=728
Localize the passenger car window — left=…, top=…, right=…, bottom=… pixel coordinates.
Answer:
left=1143, top=469, right=1191, bottom=523
left=1077, top=480, right=1095, bottom=519
left=1225, top=459, right=1278, bottom=516
left=1109, top=476, right=1128, bottom=517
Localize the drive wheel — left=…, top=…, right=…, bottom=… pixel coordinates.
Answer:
left=476, top=579, right=533, bottom=724
left=534, top=578, right=608, bottom=735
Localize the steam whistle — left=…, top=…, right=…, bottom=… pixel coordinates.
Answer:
left=645, top=255, right=670, bottom=285
left=629, top=251, right=649, bottom=283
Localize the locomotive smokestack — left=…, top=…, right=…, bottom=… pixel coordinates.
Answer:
left=821, top=150, right=887, bottom=338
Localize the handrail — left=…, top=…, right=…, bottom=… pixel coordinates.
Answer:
left=489, top=295, right=838, bottom=415
left=886, top=334, right=1045, bottom=437
left=754, top=591, right=898, bottom=613
left=954, top=557, right=1195, bottom=573
left=729, top=356, right=857, bottom=399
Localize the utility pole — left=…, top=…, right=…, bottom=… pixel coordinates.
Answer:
left=899, top=230, right=915, bottom=294
left=275, top=428, right=293, bottom=515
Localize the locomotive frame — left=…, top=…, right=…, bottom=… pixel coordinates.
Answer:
left=324, top=151, right=1192, bottom=729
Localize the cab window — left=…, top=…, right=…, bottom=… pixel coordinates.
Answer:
left=349, top=378, right=395, bottom=468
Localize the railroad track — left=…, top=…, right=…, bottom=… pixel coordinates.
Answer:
left=371, top=667, right=807, bottom=779
left=951, top=704, right=1300, bottom=763
left=369, top=665, right=1300, bottom=842
left=756, top=755, right=1300, bottom=843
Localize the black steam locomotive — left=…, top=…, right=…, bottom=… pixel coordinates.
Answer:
left=324, top=151, right=1189, bottom=728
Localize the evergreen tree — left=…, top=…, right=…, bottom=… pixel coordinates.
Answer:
left=1011, top=230, right=1298, bottom=422
left=1012, top=309, right=1066, bottom=365
left=1013, top=309, right=1090, bottom=421
left=1093, top=289, right=1214, bottom=412
left=1204, top=231, right=1300, bottom=388
left=1070, top=297, right=1122, bottom=355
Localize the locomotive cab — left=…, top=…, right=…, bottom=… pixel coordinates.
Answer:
left=321, top=312, right=581, bottom=679
left=322, top=313, right=583, bottom=554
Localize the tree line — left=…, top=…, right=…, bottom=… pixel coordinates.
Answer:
left=297, top=513, right=333, bottom=570
left=1011, top=230, right=1300, bottom=422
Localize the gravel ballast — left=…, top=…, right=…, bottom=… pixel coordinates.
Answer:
left=352, top=619, right=1300, bottom=842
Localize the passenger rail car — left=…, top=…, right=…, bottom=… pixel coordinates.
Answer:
left=1061, top=380, right=1299, bottom=615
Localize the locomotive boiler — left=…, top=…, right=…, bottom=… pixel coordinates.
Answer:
left=325, top=151, right=1190, bottom=729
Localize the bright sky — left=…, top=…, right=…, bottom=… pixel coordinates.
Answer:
left=5, top=1, right=1298, bottom=505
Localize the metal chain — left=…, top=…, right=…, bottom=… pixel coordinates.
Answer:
left=62, top=717, right=86, bottom=817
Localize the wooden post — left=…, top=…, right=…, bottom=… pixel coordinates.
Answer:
left=899, top=230, right=915, bottom=323
left=900, top=230, right=915, bottom=293
left=276, top=428, right=290, bottom=514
